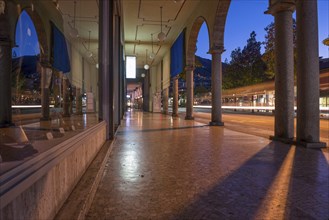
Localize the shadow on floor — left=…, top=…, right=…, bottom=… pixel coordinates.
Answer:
left=172, top=142, right=329, bottom=220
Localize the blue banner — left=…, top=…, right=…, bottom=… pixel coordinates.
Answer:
left=52, top=24, right=71, bottom=73
left=170, top=30, right=185, bottom=78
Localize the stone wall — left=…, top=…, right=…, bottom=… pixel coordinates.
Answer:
left=0, top=121, right=106, bottom=220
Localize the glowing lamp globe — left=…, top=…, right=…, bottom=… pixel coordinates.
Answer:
left=144, top=64, right=150, bottom=70
left=70, top=27, right=79, bottom=38
left=86, top=50, right=93, bottom=58
left=149, top=52, right=155, bottom=59
left=158, top=32, right=166, bottom=42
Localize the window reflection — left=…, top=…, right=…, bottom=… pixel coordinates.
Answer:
left=12, top=10, right=40, bottom=107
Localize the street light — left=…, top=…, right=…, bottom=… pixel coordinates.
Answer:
left=323, top=37, right=329, bottom=46
left=0, top=0, right=5, bottom=15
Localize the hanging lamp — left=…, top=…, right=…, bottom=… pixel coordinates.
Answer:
left=86, top=30, right=93, bottom=57
left=144, top=49, right=150, bottom=70
left=69, top=1, right=79, bottom=38
left=149, top=33, right=155, bottom=59
left=0, top=0, right=5, bottom=15
left=323, top=37, right=329, bottom=46
left=31, top=0, right=34, bottom=11
left=157, top=6, right=166, bottom=42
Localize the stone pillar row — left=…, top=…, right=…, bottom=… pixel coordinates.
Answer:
left=209, top=46, right=224, bottom=126
left=172, top=77, right=179, bottom=117
left=267, top=2, right=295, bottom=140
left=40, top=63, right=53, bottom=120
left=185, top=65, right=194, bottom=120
left=267, top=0, right=325, bottom=147
left=296, top=0, right=325, bottom=147
left=162, top=88, right=169, bottom=115
left=0, top=1, right=12, bottom=127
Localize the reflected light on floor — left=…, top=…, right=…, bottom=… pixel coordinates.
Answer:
left=83, top=114, right=87, bottom=126
left=255, top=145, right=296, bottom=219
left=120, top=150, right=139, bottom=182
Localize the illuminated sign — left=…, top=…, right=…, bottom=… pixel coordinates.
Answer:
left=126, top=56, right=136, bottom=78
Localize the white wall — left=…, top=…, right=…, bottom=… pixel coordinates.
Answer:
left=70, top=46, right=83, bottom=89
left=162, top=52, right=171, bottom=90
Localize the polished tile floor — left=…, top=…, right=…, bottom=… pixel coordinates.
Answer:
left=87, top=110, right=329, bottom=220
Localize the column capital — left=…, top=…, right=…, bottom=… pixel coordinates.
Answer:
left=208, top=45, right=225, bottom=54
left=40, top=60, right=52, bottom=69
left=172, top=75, right=179, bottom=80
left=265, top=0, right=295, bottom=15
left=0, top=39, right=11, bottom=46
left=185, top=65, right=194, bottom=71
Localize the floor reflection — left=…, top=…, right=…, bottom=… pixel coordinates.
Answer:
left=87, top=110, right=329, bottom=220
left=0, top=113, right=99, bottom=174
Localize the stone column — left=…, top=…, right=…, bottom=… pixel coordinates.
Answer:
left=76, top=87, right=82, bottom=114
left=62, top=76, right=70, bottom=117
left=143, top=71, right=150, bottom=112
left=185, top=66, right=194, bottom=120
left=267, top=2, right=295, bottom=141
left=0, top=1, right=12, bottom=127
left=209, top=46, right=224, bottom=126
left=172, top=77, right=179, bottom=117
left=99, top=0, right=114, bottom=139
left=162, top=88, right=169, bottom=114
left=40, top=64, right=52, bottom=120
left=296, top=0, right=325, bottom=148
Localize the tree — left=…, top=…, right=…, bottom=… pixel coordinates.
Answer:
left=262, top=19, right=297, bottom=79
left=223, top=31, right=266, bottom=89
left=241, top=31, right=267, bottom=84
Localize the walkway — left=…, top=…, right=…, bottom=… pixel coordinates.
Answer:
left=86, top=110, right=329, bottom=220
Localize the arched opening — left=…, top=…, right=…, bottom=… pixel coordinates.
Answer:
left=183, top=17, right=210, bottom=118
left=221, top=2, right=280, bottom=111
left=12, top=10, right=41, bottom=106
left=194, top=21, right=212, bottom=105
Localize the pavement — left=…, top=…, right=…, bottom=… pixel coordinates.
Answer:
left=86, top=110, right=329, bottom=220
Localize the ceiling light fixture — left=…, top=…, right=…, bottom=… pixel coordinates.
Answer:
left=323, top=37, right=329, bottom=46
left=157, top=6, right=166, bottom=42
left=149, top=33, right=155, bottom=59
left=69, top=1, right=79, bottom=38
left=86, top=30, right=93, bottom=57
left=144, top=49, right=150, bottom=70
left=31, top=0, right=34, bottom=11
left=173, top=0, right=184, bottom=3
left=0, top=0, right=5, bottom=15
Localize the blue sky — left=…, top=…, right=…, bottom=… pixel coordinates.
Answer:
left=196, top=0, right=329, bottom=61
left=12, top=11, right=40, bottom=58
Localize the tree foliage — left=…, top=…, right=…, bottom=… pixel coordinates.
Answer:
left=223, top=31, right=267, bottom=89
left=262, top=19, right=297, bottom=79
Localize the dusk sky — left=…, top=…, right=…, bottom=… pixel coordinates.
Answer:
left=13, top=1, right=329, bottom=62
left=12, top=10, right=40, bottom=58
left=196, top=0, right=329, bottom=61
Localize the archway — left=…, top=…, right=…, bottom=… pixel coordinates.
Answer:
left=12, top=10, right=41, bottom=106
left=185, top=17, right=211, bottom=120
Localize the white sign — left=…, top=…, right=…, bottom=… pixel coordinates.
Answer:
left=126, top=56, right=136, bottom=78
left=59, top=128, right=65, bottom=134
left=46, top=132, right=53, bottom=140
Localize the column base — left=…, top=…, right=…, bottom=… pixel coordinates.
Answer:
left=185, top=116, right=194, bottom=120
left=270, top=136, right=327, bottom=148
left=209, top=121, right=224, bottom=126
left=40, top=117, right=51, bottom=121
left=172, top=113, right=179, bottom=117
left=269, top=135, right=294, bottom=144
left=298, top=141, right=327, bottom=149
left=0, top=122, right=15, bottom=128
